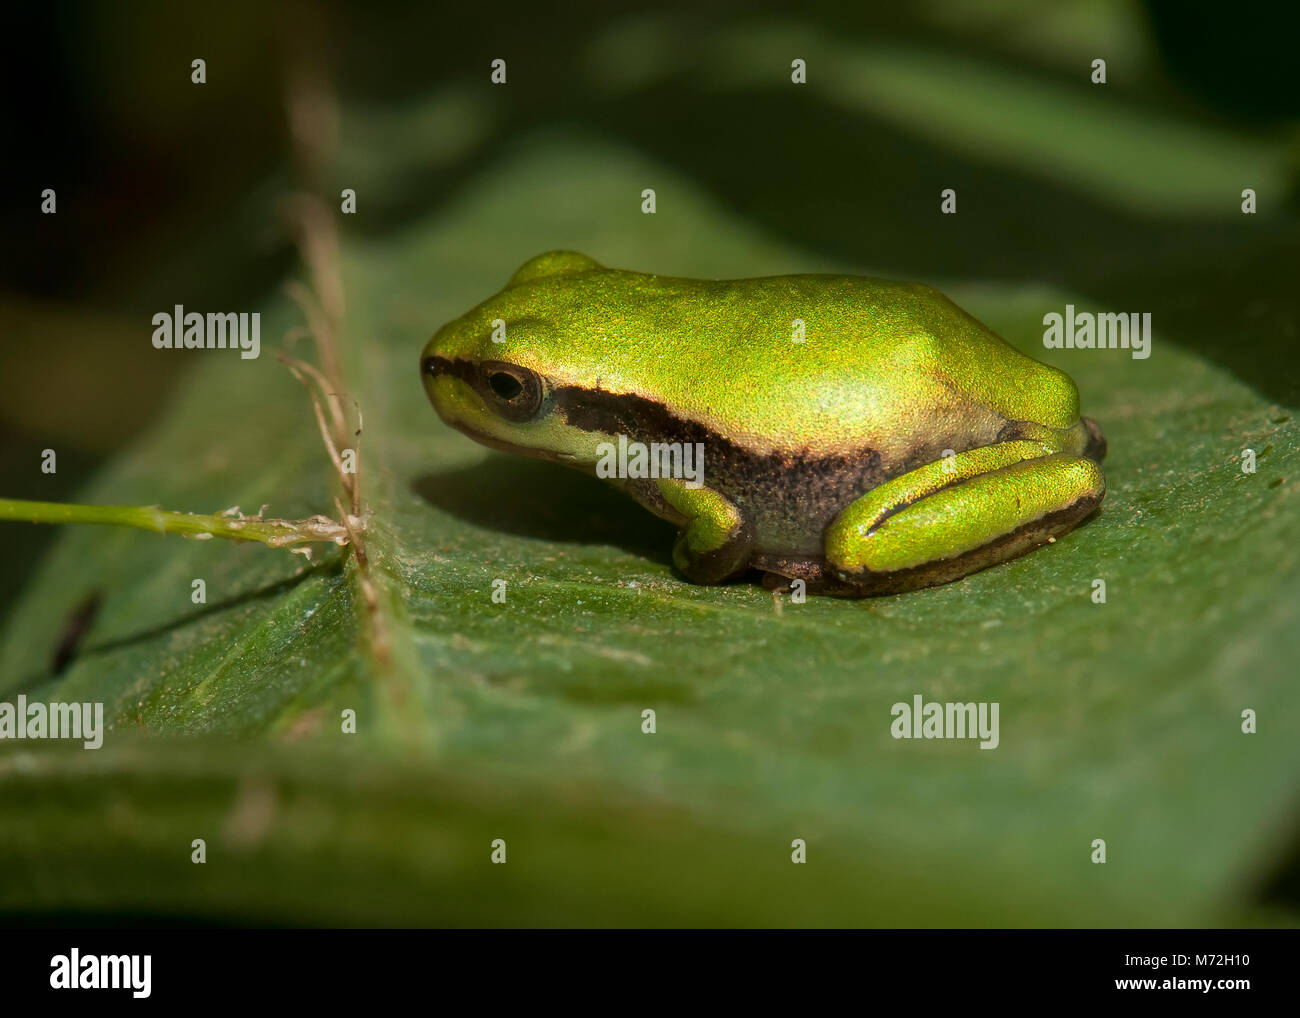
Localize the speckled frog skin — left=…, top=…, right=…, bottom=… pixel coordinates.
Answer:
left=421, top=251, right=1106, bottom=595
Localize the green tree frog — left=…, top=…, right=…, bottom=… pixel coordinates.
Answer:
left=421, top=251, right=1106, bottom=595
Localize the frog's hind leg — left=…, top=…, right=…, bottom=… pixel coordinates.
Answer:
left=825, top=440, right=1105, bottom=595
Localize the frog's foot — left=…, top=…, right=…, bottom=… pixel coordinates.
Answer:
left=825, top=440, right=1105, bottom=595
left=656, top=478, right=753, bottom=584
left=1081, top=416, right=1107, bottom=462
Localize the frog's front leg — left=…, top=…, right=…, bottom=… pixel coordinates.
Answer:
left=655, top=478, right=754, bottom=584
left=826, top=439, right=1104, bottom=593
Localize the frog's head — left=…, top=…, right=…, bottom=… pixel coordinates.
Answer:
left=420, top=251, right=614, bottom=465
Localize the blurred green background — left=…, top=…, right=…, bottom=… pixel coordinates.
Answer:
left=1, top=0, right=1298, bottom=926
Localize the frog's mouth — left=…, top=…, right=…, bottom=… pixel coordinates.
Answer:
left=442, top=415, right=594, bottom=468
left=1081, top=416, right=1107, bottom=463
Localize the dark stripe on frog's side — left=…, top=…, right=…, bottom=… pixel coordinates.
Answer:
left=559, top=382, right=883, bottom=553
left=424, top=354, right=887, bottom=551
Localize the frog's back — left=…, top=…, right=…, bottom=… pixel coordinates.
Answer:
left=523, top=270, right=1075, bottom=460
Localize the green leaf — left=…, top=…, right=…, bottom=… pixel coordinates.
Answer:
left=3, top=44, right=1299, bottom=927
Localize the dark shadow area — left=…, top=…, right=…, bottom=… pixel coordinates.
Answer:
left=412, top=454, right=676, bottom=562
left=0, top=911, right=264, bottom=929
left=1256, top=812, right=1300, bottom=920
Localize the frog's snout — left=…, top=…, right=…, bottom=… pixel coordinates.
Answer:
left=420, top=349, right=450, bottom=387
left=419, top=351, right=451, bottom=415
left=1082, top=416, right=1107, bottom=463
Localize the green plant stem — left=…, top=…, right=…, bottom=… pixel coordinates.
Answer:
left=0, top=497, right=350, bottom=548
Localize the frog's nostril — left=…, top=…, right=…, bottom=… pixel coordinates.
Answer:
left=421, top=355, right=439, bottom=377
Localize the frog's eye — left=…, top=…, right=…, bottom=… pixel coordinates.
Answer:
left=480, top=360, right=543, bottom=421
left=489, top=371, right=522, bottom=400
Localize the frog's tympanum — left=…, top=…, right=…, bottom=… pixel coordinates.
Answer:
left=421, top=251, right=1107, bottom=596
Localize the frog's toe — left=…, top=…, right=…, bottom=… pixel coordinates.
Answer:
left=754, top=556, right=870, bottom=597
left=1082, top=416, right=1107, bottom=462
left=671, top=526, right=753, bottom=584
